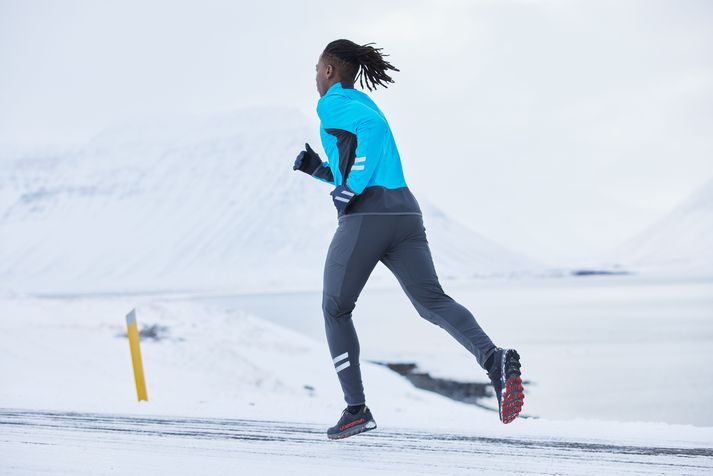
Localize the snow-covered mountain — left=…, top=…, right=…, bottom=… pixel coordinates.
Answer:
left=610, top=177, right=713, bottom=276
left=0, top=108, right=538, bottom=294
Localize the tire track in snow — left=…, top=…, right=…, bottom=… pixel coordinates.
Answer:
left=1, top=408, right=711, bottom=475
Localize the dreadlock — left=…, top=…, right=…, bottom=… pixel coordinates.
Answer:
left=322, top=39, right=399, bottom=91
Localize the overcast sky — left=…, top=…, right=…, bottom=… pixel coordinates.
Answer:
left=1, top=0, right=711, bottom=265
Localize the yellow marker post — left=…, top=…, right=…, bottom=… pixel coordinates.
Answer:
left=126, top=309, right=148, bottom=401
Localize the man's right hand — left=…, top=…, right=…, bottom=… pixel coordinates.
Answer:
left=293, top=143, right=322, bottom=174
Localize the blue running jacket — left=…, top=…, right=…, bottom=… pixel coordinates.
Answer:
left=310, top=82, right=422, bottom=217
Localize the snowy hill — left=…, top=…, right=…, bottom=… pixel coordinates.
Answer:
left=0, top=108, right=537, bottom=294
left=610, top=178, right=713, bottom=276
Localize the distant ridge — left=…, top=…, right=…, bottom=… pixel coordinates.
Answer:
left=0, top=108, right=539, bottom=294
left=610, top=178, right=713, bottom=276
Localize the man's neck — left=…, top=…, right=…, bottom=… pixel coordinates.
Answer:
left=328, top=80, right=354, bottom=90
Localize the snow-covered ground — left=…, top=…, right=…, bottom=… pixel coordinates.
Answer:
left=1, top=285, right=712, bottom=474
left=3, top=409, right=712, bottom=475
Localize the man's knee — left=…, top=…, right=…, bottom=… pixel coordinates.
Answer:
left=322, top=292, right=356, bottom=320
left=403, top=282, right=454, bottom=320
left=407, top=280, right=449, bottom=304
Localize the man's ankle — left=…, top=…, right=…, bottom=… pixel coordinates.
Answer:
left=347, top=404, right=365, bottom=414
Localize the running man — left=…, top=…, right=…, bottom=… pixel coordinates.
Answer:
left=293, top=39, right=524, bottom=440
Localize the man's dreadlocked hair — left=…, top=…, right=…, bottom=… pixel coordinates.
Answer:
left=322, top=39, right=399, bottom=91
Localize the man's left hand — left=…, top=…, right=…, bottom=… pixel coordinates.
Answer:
left=330, top=184, right=356, bottom=213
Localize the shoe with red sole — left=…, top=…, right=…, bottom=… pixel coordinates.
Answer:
left=487, top=348, right=524, bottom=424
left=327, top=406, right=377, bottom=440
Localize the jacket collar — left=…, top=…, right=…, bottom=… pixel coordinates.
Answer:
left=324, top=81, right=354, bottom=96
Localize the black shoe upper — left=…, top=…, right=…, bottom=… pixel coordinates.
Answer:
left=487, top=347, right=504, bottom=396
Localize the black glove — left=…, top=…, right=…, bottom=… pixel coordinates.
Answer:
left=330, top=184, right=356, bottom=213
left=293, top=143, right=322, bottom=174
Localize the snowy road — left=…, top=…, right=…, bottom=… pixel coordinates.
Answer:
left=1, top=409, right=711, bottom=475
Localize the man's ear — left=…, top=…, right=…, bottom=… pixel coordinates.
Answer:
left=325, top=64, right=334, bottom=79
